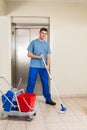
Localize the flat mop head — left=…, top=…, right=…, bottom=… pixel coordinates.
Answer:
left=59, top=104, right=67, bottom=114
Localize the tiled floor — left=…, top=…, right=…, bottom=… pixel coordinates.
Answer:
left=0, top=96, right=87, bottom=130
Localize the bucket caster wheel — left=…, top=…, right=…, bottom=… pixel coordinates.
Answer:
left=27, top=116, right=33, bottom=122
left=33, top=113, right=36, bottom=116
left=0, top=113, right=7, bottom=120
left=0, top=113, right=3, bottom=120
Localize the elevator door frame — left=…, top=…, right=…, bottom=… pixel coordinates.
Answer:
left=11, top=23, right=50, bottom=95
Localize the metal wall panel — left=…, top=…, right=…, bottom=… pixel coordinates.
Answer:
left=11, top=26, right=49, bottom=95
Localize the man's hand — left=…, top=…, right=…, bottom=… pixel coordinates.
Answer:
left=39, top=54, right=44, bottom=59
left=45, top=65, right=49, bottom=70
left=27, top=51, right=44, bottom=59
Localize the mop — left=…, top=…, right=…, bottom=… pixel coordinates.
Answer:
left=42, top=58, right=67, bottom=114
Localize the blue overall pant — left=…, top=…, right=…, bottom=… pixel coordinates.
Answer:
left=26, top=67, right=51, bottom=102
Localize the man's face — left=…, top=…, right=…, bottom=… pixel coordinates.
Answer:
left=39, top=31, right=47, bottom=40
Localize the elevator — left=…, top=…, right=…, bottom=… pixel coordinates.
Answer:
left=11, top=23, right=50, bottom=95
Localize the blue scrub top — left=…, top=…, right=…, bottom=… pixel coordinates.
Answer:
left=27, top=39, right=51, bottom=68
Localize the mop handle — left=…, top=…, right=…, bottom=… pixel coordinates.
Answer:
left=42, top=58, right=62, bottom=104
left=17, top=77, right=22, bottom=90
left=0, top=76, right=13, bottom=89
left=42, top=58, right=52, bottom=80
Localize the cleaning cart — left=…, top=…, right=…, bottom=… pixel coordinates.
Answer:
left=0, top=76, right=37, bottom=121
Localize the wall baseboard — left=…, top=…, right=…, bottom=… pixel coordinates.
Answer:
left=53, top=94, right=87, bottom=98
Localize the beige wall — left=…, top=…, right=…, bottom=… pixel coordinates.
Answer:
left=0, top=2, right=87, bottom=96
left=0, top=0, right=7, bottom=15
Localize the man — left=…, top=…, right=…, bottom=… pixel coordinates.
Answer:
left=26, top=27, right=56, bottom=105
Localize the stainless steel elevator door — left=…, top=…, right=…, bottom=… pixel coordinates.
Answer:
left=15, top=28, right=43, bottom=95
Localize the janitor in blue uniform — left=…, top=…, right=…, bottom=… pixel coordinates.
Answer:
left=26, top=27, right=56, bottom=105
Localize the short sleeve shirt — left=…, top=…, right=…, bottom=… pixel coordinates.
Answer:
left=27, top=39, right=51, bottom=68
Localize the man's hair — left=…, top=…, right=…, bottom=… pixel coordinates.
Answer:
left=40, top=27, right=48, bottom=33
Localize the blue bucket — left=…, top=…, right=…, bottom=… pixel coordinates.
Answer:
left=2, top=90, right=14, bottom=111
